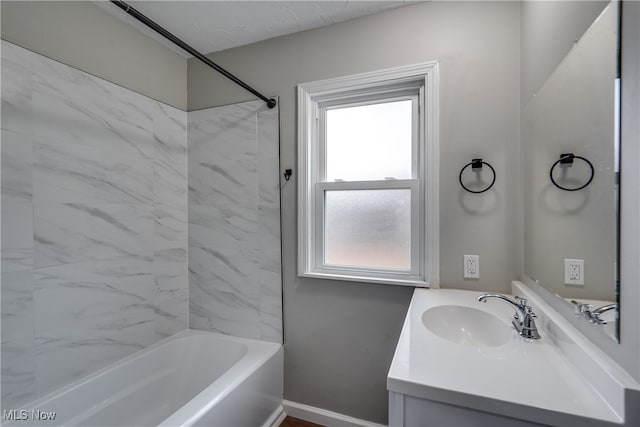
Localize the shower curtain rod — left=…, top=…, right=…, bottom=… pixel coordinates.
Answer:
left=110, top=0, right=277, bottom=109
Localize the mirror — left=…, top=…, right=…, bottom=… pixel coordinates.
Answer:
left=522, top=1, right=620, bottom=340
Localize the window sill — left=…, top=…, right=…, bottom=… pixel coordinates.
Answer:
left=299, top=271, right=431, bottom=288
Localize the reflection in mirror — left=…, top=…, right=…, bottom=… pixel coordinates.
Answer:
left=522, top=1, right=620, bottom=340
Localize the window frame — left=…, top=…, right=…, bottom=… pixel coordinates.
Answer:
left=297, top=62, right=440, bottom=287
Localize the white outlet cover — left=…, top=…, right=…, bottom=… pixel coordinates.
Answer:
left=564, top=259, right=584, bottom=285
left=464, top=255, right=480, bottom=279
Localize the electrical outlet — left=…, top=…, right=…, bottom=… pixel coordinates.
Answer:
left=464, top=255, right=480, bottom=279
left=564, top=259, right=584, bottom=285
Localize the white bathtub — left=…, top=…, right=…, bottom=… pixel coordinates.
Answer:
left=6, top=330, right=283, bottom=427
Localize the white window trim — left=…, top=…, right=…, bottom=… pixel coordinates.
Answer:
left=297, top=62, right=440, bottom=288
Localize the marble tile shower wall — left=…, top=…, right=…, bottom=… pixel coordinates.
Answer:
left=188, top=101, right=282, bottom=344
left=1, top=41, right=188, bottom=408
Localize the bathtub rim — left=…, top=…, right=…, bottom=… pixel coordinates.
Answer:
left=12, top=329, right=281, bottom=426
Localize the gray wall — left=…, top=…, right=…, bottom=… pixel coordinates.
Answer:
left=520, top=0, right=608, bottom=104
left=618, top=0, right=640, bottom=382
left=1, top=1, right=187, bottom=110
left=188, top=2, right=521, bottom=422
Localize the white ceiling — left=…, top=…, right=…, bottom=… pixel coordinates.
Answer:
left=97, top=1, right=416, bottom=56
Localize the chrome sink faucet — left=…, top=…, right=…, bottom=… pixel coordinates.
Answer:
left=478, top=294, right=541, bottom=339
left=572, top=301, right=616, bottom=325
left=593, top=303, right=616, bottom=317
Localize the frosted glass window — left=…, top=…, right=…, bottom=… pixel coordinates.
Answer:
left=325, top=189, right=411, bottom=270
left=326, top=100, right=413, bottom=181
left=297, top=65, right=439, bottom=285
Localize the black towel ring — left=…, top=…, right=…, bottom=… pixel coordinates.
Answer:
left=549, top=153, right=594, bottom=192
left=459, top=158, right=496, bottom=194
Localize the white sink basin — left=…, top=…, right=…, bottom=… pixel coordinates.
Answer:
left=421, top=305, right=511, bottom=347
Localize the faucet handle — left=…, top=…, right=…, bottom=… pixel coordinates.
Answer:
left=571, top=300, right=583, bottom=316
left=525, top=305, right=537, bottom=318
left=581, top=304, right=594, bottom=315
left=592, top=316, right=607, bottom=325
left=515, top=296, right=528, bottom=307
left=570, top=300, right=593, bottom=317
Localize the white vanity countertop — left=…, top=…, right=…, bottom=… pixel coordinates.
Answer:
left=387, top=288, right=623, bottom=426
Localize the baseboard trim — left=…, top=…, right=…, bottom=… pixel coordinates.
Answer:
left=283, top=400, right=387, bottom=427
left=265, top=404, right=287, bottom=427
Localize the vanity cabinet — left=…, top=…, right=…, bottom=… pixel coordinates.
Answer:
left=389, top=392, right=544, bottom=427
